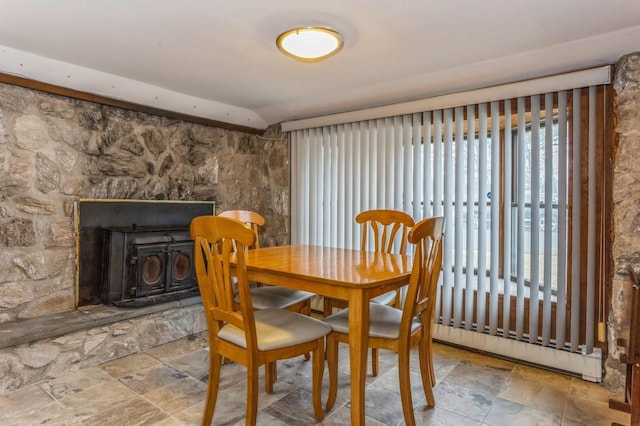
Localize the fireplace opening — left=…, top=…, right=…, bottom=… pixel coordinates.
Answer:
left=75, top=200, right=215, bottom=307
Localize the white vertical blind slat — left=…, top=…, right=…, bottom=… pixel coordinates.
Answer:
left=542, top=93, right=554, bottom=346
left=338, top=124, right=352, bottom=248
left=330, top=126, right=339, bottom=247
left=453, top=107, right=465, bottom=328
left=376, top=119, right=386, bottom=208
left=337, top=126, right=346, bottom=248
left=310, top=128, right=321, bottom=244
left=465, top=105, right=476, bottom=331
left=361, top=122, right=371, bottom=221
left=352, top=124, right=361, bottom=247
left=516, top=98, right=526, bottom=340
left=322, top=127, right=331, bottom=246
left=369, top=121, right=378, bottom=212
left=433, top=111, right=444, bottom=217
left=477, top=103, right=488, bottom=332
left=413, top=113, right=424, bottom=219
left=422, top=112, right=431, bottom=219
left=389, top=117, right=399, bottom=246
left=556, top=91, right=569, bottom=348
left=403, top=115, right=413, bottom=215
left=432, top=111, right=444, bottom=324
left=442, top=108, right=454, bottom=326
left=571, top=88, right=582, bottom=352
left=586, top=86, right=598, bottom=353
left=489, top=101, right=501, bottom=335
left=394, top=116, right=404, bottom=210
left=290, top=131, right=299, bottom=243
left=502, top=100, right=513, bottom=337
left=529, top=95, right=541, bottom=343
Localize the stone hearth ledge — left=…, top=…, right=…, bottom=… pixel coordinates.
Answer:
left=0, top=297, right=207, bottom=393
left=0, top=296, right=203, bottom=349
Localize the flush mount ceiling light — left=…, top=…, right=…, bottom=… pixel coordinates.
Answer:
left=276, top=27, right=344, bottom=62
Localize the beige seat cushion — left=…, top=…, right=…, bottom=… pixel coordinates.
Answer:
left=370, top=290, right=397, bottom=306
left=323, top=303, right=421, bottom=339
left=239, top=286, right=315, bottom=310
left=219, top=309, right=332, bottom=350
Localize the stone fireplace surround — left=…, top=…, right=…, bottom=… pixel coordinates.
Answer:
left=0, top=80, right=289, bottom=393
left=1, top=52, right=640, bottom=395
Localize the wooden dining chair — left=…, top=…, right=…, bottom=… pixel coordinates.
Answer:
left=218, top=209, right=315, bottom=387
left=324, top=216, right=444, bottom=426
left=191, top=215, right=332, bottom=425
left=323, top=209, right=415, bottom=317
left=218, top=209, right=315, bottom=315
left=322, top=209, right=415, bottom=376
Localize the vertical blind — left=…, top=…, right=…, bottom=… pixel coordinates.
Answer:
left=290, top=80, right=610, bottom=361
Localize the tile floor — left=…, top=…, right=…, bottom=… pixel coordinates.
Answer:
left=0, top=331, right=631, bottom=425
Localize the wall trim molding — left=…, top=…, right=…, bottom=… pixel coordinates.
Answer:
left=0, top=71, right=264, bottom=135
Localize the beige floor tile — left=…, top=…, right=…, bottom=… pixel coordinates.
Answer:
left=563, top=393, right=630, bottom=426
left=510, top=363, right=572, bottom=392
left=432, top=380, right=494, bottom=421
left=119, top=363, right=189, bottom=395
left=99, top=351, right=162, bottom=378
left=167, top=347, right=210, bottom=379
left=442, top=358, right=511, bottom=396
left=143, top=376, right=208, bottom=415
left=414, top=405, right=481, bottom=425
left=0, top=401, right=81, bottom=426
left=499, top=367, right=569, bottom=416
left=41, top=366, right=114, bottom=399
left=58, top=379, right=140, bottom=420
left=81, top=397, right=171, bottom=426
left=145, top=333, right=209, bottom=363
left=0, top=383, right=56, bottom=419
left=568, top=375, right=623, bottom=404
left=484, top=397, right=561, bottom=425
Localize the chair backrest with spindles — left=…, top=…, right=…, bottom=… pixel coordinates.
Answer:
left=190, top=215, right=258, bottom=346
left=218, top=209, right=265, bottom=250
left=401, top=216, right=445, bottom=338
left=356, top=209, right=415, bottom=254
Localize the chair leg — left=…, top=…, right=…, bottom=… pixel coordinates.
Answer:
left=371, top=348, right=379, bottom=376
left=418, top=337, right=436, bottom=407
left=246, top=362, right=260, bottom=426
left=202, top=352, right=222, bottom=425
left=424, top=324, right=435, bottom=386
left=312, top=338, right=325, bottom=421
left=323, top=297, right=333, bottom=317
left=326, top=332, right=339, bottom=411
left=265, top=362, right=277, bottom=394
left=303, top=301, right=311, bottom=360
left=398, top=348, right=417, bottom=426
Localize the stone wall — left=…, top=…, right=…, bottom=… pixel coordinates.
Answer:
left=608, top=52, right=640, bottom=392
left=0, top=81, right=289, bottom=392
left=0, top=82, right=289, bottom=323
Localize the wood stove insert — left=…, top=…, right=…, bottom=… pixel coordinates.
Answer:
left=75, top=199, right=215, bottom=307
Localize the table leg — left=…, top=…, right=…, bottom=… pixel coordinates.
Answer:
left=349, top=290, right=369, bottom=426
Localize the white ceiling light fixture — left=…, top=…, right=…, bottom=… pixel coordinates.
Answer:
left=276, top=27, right=344, bottom=62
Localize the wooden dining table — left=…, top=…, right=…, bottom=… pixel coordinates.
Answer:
left=242, top=244, right=412, bottom=425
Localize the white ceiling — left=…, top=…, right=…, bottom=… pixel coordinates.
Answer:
left=1, top=0, right=639, bottom=130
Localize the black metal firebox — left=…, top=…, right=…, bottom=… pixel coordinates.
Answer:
left=75, top=199, right=215, bottom=307
left=102, top=226, right=197, bottom=307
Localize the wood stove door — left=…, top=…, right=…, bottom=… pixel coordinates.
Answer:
left=167, top=242, right=195, bottom=291
left=133, top=244, right=168, bottom=297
